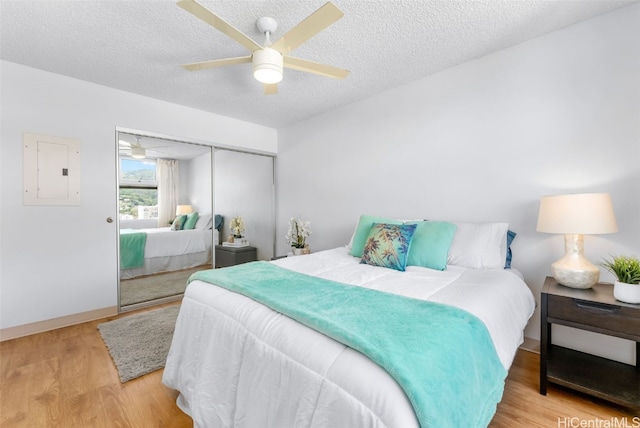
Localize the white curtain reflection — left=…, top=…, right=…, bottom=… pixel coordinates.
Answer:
left=157, top=158, right=179, bottom=227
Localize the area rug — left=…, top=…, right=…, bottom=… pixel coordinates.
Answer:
left=98, top=305, right=180, bottom=382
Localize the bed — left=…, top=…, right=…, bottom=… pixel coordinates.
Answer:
left=120, top=214, right=221, bottom=279
left=162, top=218, right=536, bottom=427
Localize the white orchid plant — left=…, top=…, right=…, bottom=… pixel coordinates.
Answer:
left=229, top=216, right=245, bottom=238
left=285, top=217, right=312, bottom=249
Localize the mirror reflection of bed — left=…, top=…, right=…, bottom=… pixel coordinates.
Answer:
left=117, top=132, right=214, bottom=312
left=119, top=214, right=223, bottom=308
left=117, top=132, right=277, bottom=312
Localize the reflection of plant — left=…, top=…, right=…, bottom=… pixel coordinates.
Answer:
left=229, top=216, right=245, bottom=237
left=601, top=255, right=640, bottom=284
left=286, top=217, right=311, bottom=248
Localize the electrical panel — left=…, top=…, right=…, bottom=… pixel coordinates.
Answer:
left=23, top=132, right=81, bottom=206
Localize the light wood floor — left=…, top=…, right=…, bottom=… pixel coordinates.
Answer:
left=1, top=302, right=637, bottom=427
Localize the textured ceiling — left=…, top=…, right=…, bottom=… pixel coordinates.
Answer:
left=1, top=0, right=636, bottom=128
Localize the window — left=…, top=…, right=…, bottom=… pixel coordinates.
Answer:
left=119, top=158, right=158, bottom=220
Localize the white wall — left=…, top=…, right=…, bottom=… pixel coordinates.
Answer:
left=178, top=159, right=189, bottom=208
left=277, top=4, right=640, bottom=362
left=0, top=60, right=276, bottom=332
left=186, top=151, right=213, bottom=215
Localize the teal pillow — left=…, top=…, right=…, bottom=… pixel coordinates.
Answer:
left=171, top=215, right=187, bottom=231
left=349, top=215, right=403, bottom=258
left=183, top=211, right=200, bottom=230
left=360, top=223, right=417, bottom=272
left=406, top=221, right=457, bottom=271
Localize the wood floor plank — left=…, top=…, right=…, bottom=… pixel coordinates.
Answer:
left=1, top=302, right=637, bottom=427
left=123, top=372, right=191, bottom=426
left=1, top=357, right=60, bottom=427
left=490, top=350, right=637, bottom=427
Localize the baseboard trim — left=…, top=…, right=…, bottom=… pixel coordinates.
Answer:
left=0, top=306, right=118, bottom=342
left=520, top=336, right=540, bottom=354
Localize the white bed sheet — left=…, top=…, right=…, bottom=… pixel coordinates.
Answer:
left=163, top=247, right=535, bottom=427
left=141, top=227, right=208, bottom=258
left=120, top=228, right=216, bottom=279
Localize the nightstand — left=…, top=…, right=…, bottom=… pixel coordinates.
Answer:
left=215, top=245, right=257, bottom=268
left=540, top=276, right=640, bottom=409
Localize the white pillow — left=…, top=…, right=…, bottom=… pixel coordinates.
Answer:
left=447, top=222, right=509, bottom=269
left=346, top=218, right=360, bottom=250
left=194, top=214, right=213, bottom=230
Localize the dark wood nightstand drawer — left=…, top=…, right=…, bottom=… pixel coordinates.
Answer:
left=541, top=277, right=640, bottom=409
left=548, top=294, right=640, bottom=340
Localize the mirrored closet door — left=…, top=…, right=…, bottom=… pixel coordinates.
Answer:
left=116, top=133, right=277, bottom=312
left=117, top=131, right=214, bottom=312
left=214, top=149, right=275, bottom=263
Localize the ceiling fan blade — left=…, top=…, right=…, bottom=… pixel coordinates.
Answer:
left=177, top=0, right=262, bottom=52
left=182, top=56, right=252, bottom=71
left=263, top=83, right=278, bottom=95
left=284, top=56, right=349, bottom=79
left=270, top=2, right=344, bottom=55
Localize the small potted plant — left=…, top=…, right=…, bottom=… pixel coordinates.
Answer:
left=601, top=255, right=640, bottom=304
left=285, top=217, right=312, bottom=255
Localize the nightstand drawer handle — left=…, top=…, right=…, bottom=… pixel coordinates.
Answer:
left=574, top=300, right=619, bottom=313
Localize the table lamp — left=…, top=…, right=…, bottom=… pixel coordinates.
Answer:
left=176, top=205, right=193, bottom=216
left=536, top=193, right=617, bottom=289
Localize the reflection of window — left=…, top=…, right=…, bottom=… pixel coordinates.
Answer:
left=119, top=159, right=158, bottom=220
left=120, top=159, right=157, bottom=186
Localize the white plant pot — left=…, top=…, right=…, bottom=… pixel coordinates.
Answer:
left=613, top=281, right=640, bottom=304
left=292, top=247, right=304, bottom=256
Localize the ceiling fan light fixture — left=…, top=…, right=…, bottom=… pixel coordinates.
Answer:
left=253, top=48, right=283, bottom=84
left=131, top=146, right=146, bottom=159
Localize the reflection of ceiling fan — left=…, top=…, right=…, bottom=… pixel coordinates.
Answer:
left=177, top=0, right=350, bottom=94
left=119, top=136, right=170, bottom=159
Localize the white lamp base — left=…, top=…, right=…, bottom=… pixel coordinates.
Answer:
left=551, top=234, right=600, bottom=289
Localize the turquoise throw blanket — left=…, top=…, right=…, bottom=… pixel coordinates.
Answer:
left=190, top=262, right=507, bottom=428
left=120, top=229, right=147, bottom=269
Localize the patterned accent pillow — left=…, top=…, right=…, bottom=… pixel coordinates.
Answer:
left=171, top=215, right=187, bottom=231
left=360, top=223, right=417, bottom=271
left=348, top=215, right=403, bottom=258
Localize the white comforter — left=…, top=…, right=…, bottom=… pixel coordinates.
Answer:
left=163, top=247, right=535, bottom=428
left=140, top=227, right=207, bottom=258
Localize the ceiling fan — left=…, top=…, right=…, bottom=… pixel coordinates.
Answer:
left=177, top=0, right=350, bottom=94
left=119, top=136, right=170, bottom=159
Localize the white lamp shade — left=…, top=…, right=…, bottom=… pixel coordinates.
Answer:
left=253, top=48, right=283, bottom=84
left=176, top=205, right=193, bottom=215
left=536, top=193, right=618, bottom=235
